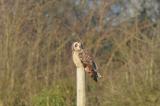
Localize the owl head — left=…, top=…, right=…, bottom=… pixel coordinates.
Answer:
left=72, top=42, right=83, bottom=52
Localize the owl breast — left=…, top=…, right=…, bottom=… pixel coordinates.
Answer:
left=73, top=52, right=83, bottom=68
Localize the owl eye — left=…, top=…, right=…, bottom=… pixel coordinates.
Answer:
left=75, top=44, right=78, bottom=47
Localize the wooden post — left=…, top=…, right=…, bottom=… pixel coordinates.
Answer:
left=77, top=67, right=86, bottom=106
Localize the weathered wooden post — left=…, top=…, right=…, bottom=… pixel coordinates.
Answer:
left=77, top=67, right=86, bottom=106
left=72, top=41, right=101, bottom=106
left=72, top=41, right=87, bottom=106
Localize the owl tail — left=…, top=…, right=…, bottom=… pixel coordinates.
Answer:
left=97, top=72, right=102, bottom=78
left=84, top=66, right=102, bottom=82
left=92, top=71, right=102, bottom=82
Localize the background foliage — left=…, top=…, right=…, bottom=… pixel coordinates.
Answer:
left=0, top=0, right=160, bottom=106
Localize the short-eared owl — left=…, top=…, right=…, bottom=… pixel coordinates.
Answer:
left=72, top=42, right=101, bottom=82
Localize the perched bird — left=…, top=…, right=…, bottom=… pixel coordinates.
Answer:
left=72, top=41, right=101, bottom=82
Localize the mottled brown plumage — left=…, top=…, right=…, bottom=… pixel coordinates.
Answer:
left=72, top=42, right=101, bottom=82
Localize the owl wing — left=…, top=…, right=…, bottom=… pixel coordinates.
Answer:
left=79, top=50, right=99, bottom=82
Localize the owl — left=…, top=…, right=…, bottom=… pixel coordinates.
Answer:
left=72, top=41, right=101, bottom=82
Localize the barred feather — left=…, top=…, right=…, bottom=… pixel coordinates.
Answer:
left=78, top=49, right=100, bottom=82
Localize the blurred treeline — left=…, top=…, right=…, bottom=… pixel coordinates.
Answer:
left=0, top=0, right=160, bottom=106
